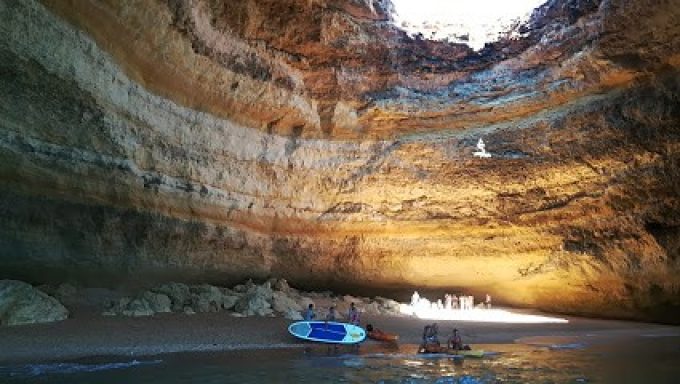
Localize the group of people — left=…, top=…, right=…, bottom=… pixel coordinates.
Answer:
left=410, top=291, right=492, bottom=312
left=301, top=301, right=471, bottom=353
left=303, top=302, right=361, bottom=325
left=419, top=322, right=469, bottom=352
left=303, top=302, right=361, bottom=353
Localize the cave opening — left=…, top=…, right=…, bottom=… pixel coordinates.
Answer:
left=389, top=0, right=548, bottom=50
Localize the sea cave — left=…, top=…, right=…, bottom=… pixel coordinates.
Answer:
left=0, top=0, right=680, bottom=379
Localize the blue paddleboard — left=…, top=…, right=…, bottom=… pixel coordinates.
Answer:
left=288, top=321, right=366, bottom=344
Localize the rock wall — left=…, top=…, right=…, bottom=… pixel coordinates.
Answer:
left=0, top=0, right=679, bottom=322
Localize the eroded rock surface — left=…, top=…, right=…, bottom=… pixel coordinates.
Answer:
left=0, top=0, right=679, bottom=323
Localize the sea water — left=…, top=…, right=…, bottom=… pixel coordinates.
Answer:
left=1, top=336, right=679, bottom=383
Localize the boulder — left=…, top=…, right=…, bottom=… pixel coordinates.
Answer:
left=222, top=295, right=239, bottom=310
left=190, top=284, right=224, bottom=312
left=234, top=283, right=273, bottom=316
left=363, top=301, right=383, bottom=315
left=233, top=279, right=256, bottom=293
left=283, top=308, right=304, bottom=321
left=121, top=298, right=154, bottom=317
left=297, top=296, right=315, bottom=310
left=0, top=280, right=69, bottom=326
left=268, top=278, right=291, bottom=293
left=151, top=283, right=191, bottom=311
left=220, top=287, right=237, bottom=296
left=103, top=293, right=165, bottom=317
left=335, top=301, right=350, bottom=316
left=141, top=291, right=172, bottom=313
left=271, top=291, right=302, bottom=314
left=102, top=297, right=130, bottom=316
left=374, top=296, right=401, bottom=314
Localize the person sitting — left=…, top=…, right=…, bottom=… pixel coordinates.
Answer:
left=303, top=303, right=316, bottom=321
left=419, top=323, right=440, bottom=352
left=447, top=328, right=471, bottom=351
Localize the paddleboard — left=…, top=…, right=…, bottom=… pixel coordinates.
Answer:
left=418, top=345, right=485, bottom=358
left=288, top=321, right=366, bottom=344
left=447, top=349, right=485, bottom=358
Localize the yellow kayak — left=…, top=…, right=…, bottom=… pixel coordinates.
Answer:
left=447, top=349, right=485, bottom=358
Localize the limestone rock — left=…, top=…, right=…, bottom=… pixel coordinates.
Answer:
left=362, top=301, right=383, bottom=315
left=121, top=298, right=154, bottom=317
left=374, top=296, right=401, bottom=315
left=222, top=295, right=239, bottom=310
left=271, top=291, right=302, bottom=314
left=189, top=284, right=224, bottom=313
left=141, top=291, right=172, bottom=313
left=283, top=308, right=304, bottom=321
left=297, top=297, right=315, bottom=311
left=234, top=283, right=273, bottom=316
left=152, top=283, right=191, bottom=312
left=0, top=280, right=69, bottom=326
left=269, top=278, right=292, bottom=293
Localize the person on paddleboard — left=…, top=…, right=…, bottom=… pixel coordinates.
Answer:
left=447, top=328, right=471, bottom=351
left=419, top=322, right=440, bottom=352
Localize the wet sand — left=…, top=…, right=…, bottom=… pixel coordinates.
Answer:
left=1, top=303, right=678, bottom=364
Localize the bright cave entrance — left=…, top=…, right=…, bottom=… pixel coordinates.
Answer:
left=390, top=0, right=547, bottom=50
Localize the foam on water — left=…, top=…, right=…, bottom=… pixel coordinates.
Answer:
left=0, top=359, right=162, bottom=378
left=548, top=343, right=586, bottom=350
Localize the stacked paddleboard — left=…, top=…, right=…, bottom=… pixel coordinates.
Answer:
left=288, top=321, right=366, bottom=344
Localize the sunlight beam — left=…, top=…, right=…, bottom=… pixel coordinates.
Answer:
left=390, top=0, right=546, bottom=50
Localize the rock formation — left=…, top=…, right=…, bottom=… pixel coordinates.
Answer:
left=0, top=280, right=69, bottom=326
left=0, top=0, right=679, bottom=323
left=102, top=278, right=396, bottom=321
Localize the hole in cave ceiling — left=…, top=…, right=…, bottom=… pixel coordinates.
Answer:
left=389, top=0, right=548, bottom=50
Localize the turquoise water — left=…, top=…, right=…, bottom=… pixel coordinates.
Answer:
left=2, top=337, right=679, bottom=383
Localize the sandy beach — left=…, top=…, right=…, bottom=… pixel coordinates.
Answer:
left=2, top=299, right=678, bottom=364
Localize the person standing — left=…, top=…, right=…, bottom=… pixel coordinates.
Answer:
left=326, top=305, right=337, bottom=322
left=303, top=303, right=316, bottom=321
left=411, top=291, right=420, bottom=307
left=348, top=302, right=360, bottom=325
left=485, top=294, right=492, bottom=309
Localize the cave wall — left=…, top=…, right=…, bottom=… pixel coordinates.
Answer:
left=1, top=0, right=679, bottom=322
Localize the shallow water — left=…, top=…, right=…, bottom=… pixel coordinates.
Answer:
left=2, top=336, right=679, bottom=383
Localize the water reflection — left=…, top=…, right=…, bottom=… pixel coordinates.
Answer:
left=2, top=337, right=679, bottom=383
